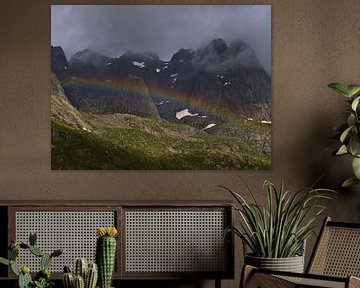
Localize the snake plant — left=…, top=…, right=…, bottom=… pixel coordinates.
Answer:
left=222, top=179, right=335, bottom=258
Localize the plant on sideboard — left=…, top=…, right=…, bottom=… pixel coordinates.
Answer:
left=328, top=83, right=360, bottom=187
left=0, top=232, right=64, bottom=288
left=62, top=258, right=98, bottom=288
left=221, top=179, right=335, bottom=272
left=96, top=227, right=118, bottom=288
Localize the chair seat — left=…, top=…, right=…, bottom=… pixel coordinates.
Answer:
left=243, top=266, right=360, bottom=288
left=277, top=274, right=346, bottom=288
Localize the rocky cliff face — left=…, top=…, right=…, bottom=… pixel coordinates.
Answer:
left=50, top=72, right=91, bottom=131
left=51, top=46, right=68, bottom=74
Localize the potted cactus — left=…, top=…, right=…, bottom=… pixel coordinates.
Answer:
left=62, top=258, right=98, bottom=288
left=0, top=232, right=64, bottom=288
left=96, top=227, right=118, bottom=288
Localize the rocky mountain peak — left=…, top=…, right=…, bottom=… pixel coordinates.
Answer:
left=204, top=38, right=229, bottom=55
left=170, top=48, right=195, bottom=63
left=51, top=46, right=68, bottom=73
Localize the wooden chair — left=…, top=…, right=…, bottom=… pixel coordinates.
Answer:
left=241, top=217, right=360, bottom=288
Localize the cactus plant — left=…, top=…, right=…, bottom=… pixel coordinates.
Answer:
left=74, top=258, right=88, bottom=279
left=0, top=232, right=63, bottom=288
left=96, top=227, right=118, bottom=288
left=19, top=268, right=32, bottom=288
left=62, top=259, right=98, bottom=288
left=73, top=275, right=85, bottom=288
left=85, top=262, right=98, bottom=288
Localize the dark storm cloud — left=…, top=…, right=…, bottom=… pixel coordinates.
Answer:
left=51, top=5, right=271, bottom=72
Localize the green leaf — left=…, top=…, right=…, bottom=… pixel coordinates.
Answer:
left=328, top=83, right=351, bottom=97
left=342, top=177, right=360, bottom=188
left=340, top=127, right=352, bottom=143
left=349, top=135, right=360, bottom=156
left=352, top=157, right=360, bottom=179
left=347, top=85, right=360, bottom=97
left=10, top=261, right=20, bottom=276
left=0, top=257, right=9, bottom=266
left=351, top=96, right=360, bottom=111
left=336, top=145, right=348, bottom=155
left=347, top=114, right=356, bottom=129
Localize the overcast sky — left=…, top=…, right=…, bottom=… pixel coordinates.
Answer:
left=51, top=5, right=271, bottom=72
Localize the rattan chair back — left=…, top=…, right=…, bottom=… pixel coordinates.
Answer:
left=307, top=217, right=360, bottom=278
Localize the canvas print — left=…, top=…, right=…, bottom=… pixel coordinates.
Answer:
left=51, top=5, right=271, bottom=170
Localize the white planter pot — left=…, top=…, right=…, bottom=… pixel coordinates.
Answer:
left=245, top=254, right=305, bottom=273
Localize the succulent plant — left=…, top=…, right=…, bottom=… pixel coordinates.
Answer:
left=62, top=259, right=98, bottom=288
left=0, top=232, right=64, bottom=288
left=96, top=227, right=118, bottom=288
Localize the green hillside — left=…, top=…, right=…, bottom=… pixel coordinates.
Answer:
left=51, top=113, right=271, bottom=170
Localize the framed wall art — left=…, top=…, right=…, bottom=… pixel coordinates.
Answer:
left=51, top=5, right=271, bottom=170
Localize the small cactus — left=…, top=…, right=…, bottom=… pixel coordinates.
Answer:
left=96, top=227, right=118, bottom=288
left=18, top=269, right=32, bottom=288
left=29, top=245, right=44, bottom=257
left=74, top=275, right=85, bottom=288
left=63, top=272, right=74, bottom=288
left=41, top=253, right=52, bottom=270
left=9, top=246, right=19, bottom=260
left=74, top=258, right=88, bottom=279
left=0, top=232, right=64, bottom=288
left=29, top=232, right=37, bottom=246
left=63, top=259, right=98, bottom=288
left=85, top=263, right=98, bottom=288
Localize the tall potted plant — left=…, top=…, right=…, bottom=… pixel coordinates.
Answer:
left=328, top=83, right=360, bottom=187
left=222, top=179, right=334, bottom=273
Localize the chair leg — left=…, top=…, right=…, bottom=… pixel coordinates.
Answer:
left=240, top=265, right=255, bottom=288
left=240, top=265, right=296, bottom=288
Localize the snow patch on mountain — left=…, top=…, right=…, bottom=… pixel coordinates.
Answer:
left=204, top=123, right=216, bottom=129
left=176, top=109, right=199, bottom=120
left=132, top=61, right=145, bottom=68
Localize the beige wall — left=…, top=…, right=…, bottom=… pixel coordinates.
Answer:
left=1, top=0, right=360, bottom=287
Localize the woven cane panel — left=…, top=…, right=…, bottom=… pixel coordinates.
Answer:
left=125, top=210, right=227, bottom=273
left=15, top=211, right=115, bottom=272
left=277, top=275, right=345, bottom=288
left=310, top=226, right=360, bottom=277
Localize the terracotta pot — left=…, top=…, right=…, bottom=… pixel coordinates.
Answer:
left=245, top=254, right=305, bottom=273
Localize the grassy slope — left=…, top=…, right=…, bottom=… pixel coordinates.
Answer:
left=51, top=113, right=271, bottom=170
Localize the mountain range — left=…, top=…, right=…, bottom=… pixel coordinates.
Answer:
left=51, top=38, right=271, bottom=169
left=52, top=38, right=270, bottom=125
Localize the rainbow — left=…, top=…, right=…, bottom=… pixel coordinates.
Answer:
left=63, top=76, right=253, bottom=122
